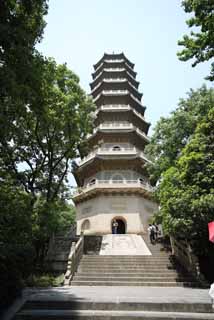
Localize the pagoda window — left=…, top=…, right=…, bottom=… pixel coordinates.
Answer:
left=139, top=178, right=145, bottom=184
left=111, top=173, right=124, bottom=182
left=81, top=219, right=90, bottom=231
left=112, top=145, right=121, bottom=151
left=89, top=178, right=96, bottom=185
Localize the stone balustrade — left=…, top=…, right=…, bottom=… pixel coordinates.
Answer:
left=73, top=179, right=154, bottom=197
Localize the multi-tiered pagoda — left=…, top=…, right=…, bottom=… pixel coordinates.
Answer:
left=73, top=53, right=158, bottom=235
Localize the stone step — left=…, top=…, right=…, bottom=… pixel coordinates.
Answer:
left=78, top=264, right=175, bottom=272
left=76, top=271, right=179, bottom=276
left=70, top=280, right=199, bottom=287
left=15, top=309, right=214, bottom=319
left=79, top=263, right=173, bottom=267
left=23, top=300, right=212, bottom=313
left=73, top=276, right=193, bottom=282
left=81, top=258, right=170, bottom=262
left=82, top=255, right=170, bottom=258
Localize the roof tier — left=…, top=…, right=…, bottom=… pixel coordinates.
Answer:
left=94, top=52, right=134, bottom=70
left=92, top=60, right=136, bottom=80
left=94, top=107, right=150, bottom=134
left=73, top=157, right=150, bottom=187
left=91, top=79, right=142, bottom=102
left=90, top=69, right=139, bottom=90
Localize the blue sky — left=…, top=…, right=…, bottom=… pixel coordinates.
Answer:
left=38, top=0, right=211, bottom=132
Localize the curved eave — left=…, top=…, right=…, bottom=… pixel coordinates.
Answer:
left=87, top=126, right=150, bottom=144
left=91, top=80, right=143, bottom=101
left=93, top=91, right=145, bottom=111
left=77, top=152, right=151, bottom=171
left=94, top=53, right=134, bottom=70
left=92, top=61, right=136, bottom=79
left=90, top=69, right=139, bottom=90
left=95, top=108, right=150, bottom=134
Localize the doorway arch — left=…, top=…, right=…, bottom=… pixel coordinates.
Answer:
left=111, top=217, right=126, bottom=234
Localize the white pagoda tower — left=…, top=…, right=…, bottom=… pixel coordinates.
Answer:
left=73, top=53, right=158, bottom=235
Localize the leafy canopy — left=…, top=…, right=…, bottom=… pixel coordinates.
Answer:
left=145, top=86, right=214, bottom=184
left=177, top=0, right=214, bottom=80
left=157, top=108, right=214, bottom=254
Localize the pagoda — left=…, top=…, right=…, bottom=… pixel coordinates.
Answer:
left=73, top=53, right=158, bottom=235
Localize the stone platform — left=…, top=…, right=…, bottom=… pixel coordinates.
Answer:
left=12, top=286, right=214, bottom=319
left=99, top=234, right=151, bottom=255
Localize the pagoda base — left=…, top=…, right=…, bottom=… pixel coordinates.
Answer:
left=75, top=194, right=158, bottom=235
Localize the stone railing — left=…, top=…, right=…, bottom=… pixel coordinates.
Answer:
left=73, top=179, right=154, bottom=197
left=100, top=122, right=132, bottom=128
left=102, top=89, right=129, bottom=95
left=170, top=236, right=207, bottom=285
left=64, top=233, right=84, bottom=285
left=99, top=104, right=130, bottom=111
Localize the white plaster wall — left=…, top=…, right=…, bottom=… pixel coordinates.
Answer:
left=76, top=194, right=158, bottom=235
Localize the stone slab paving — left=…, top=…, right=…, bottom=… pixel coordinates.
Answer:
left=99, top=234, right=152, bottom=255
left=23, top=286, right=211, bottom=304
left=3, top=286, right=213, bottom=320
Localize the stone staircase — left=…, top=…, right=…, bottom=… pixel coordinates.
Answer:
left=70, top=235, right=199, bottom=287
left=12, top=235, right=212, bottom=319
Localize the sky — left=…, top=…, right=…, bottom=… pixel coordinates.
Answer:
left=38, top=0, right=211, bottom=133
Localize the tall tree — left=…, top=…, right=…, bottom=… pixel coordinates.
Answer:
left=145, top=86, right=214, bottom=184
left=157, top=108, right=214, bottom=254
left=0, top=59, right=95, bottom=202
left=177, top=0, right=214, bottom=80
left=0, top=0, right=48, bottom=151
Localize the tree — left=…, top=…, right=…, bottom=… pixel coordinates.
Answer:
left=0, top=1, right=94, bottom=263
left=157, top=108, right=214, bottom=254
left=177, top=0, right=214, bottom=80
left=145, top=86, right=214, bottom=184
left=0, top=59, right=94, bottom=203
left=0, top=0, right=48, bottom=100
left=0, top=1, right=49, bottom=162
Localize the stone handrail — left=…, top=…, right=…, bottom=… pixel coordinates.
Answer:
left=64, top=234, right=84, bottom=285
left=100, top=122, right=132, bottom=128
left=73, top=179, right=154, bottom=196
left=100, top=104, right=130, bottom=110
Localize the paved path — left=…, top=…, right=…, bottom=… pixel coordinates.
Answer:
left=99, top=234, right=152, bottom=255
left=3, top=287, right=212, bottom=320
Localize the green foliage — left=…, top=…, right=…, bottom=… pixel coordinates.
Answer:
left=25, top=273, right=64, bottom=287
left=145, top=86, right=214, bottom=184
left=177, top=0, right=214, bottom=80
left=1, top=59, right=95, bottom=203
left=157, top=108, right=214, bottom=254
left=0, top=244, right=36, bottom=311
left=0, top=179, right=33, bottom=246
left=0, top=0, right=93, bottom=307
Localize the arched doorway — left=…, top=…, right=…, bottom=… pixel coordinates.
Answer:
left=111, top=218, right=126, bottom=234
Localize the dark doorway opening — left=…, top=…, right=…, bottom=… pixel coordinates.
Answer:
left=112, top=219, right=126, bottom=234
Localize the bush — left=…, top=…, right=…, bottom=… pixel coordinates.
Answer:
left=0, top=244, right=35, bottom=313
left=25, top=273, right=64, bottom=287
